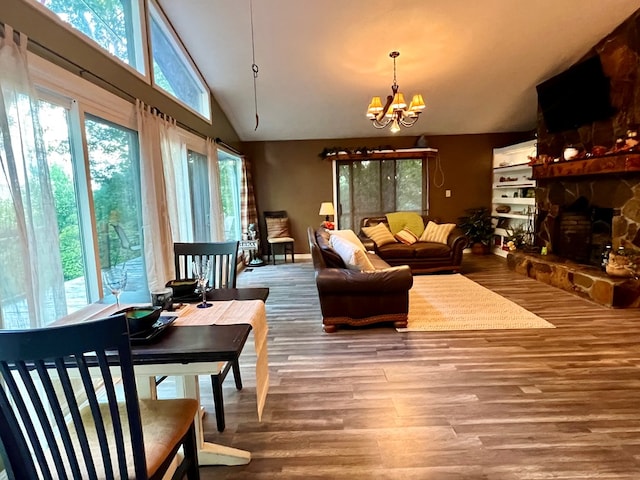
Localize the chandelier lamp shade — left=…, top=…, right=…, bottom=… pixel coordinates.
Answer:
left=366, top=51, right=425, bottom=133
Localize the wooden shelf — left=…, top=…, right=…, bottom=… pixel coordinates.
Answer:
left=532, top=153, right=640, bottom=179
left=492, top=181, right=535, bottom=188
left=493, top=197, right=535, bottom=205
left=494, top=213, right=530, bottom=220
left=492, top=163, right=531, bottom=173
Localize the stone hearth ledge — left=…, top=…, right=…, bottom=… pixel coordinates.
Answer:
left=507, top=251, right=640, bottom=308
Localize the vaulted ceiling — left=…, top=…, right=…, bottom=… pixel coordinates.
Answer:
left=158, top=1, right=640, bottom=142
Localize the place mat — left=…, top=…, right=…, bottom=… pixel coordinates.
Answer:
left=174, top=300, right=270, bottom=420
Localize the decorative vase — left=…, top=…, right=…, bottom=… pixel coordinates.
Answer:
left=471, top=243, right=490, bottom=255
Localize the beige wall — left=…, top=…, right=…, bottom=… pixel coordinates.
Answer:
left=0, top=0, right=241, bottom=149
left=244, top=132, right=531, bottom=253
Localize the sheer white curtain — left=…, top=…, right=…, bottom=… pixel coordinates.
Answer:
left=206, top=138, right=225, bottom=241
left=136, top=100, right=177, bottom=290
left=164, top=138, right=192, bottom=243
left=0, top=26, right=66, bottom=328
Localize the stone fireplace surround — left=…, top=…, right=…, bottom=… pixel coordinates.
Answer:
left=506, top=11, right=640, bottom=308
left=507, top=154, right=640, bottom=308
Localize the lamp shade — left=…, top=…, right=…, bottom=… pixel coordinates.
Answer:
left=318, top=202, right=335, bottom=216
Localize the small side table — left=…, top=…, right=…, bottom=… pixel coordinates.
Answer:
left=240, top=239, right=265, bottom=266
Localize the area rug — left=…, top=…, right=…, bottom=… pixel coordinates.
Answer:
left=398, top=274, right=555, bottom=332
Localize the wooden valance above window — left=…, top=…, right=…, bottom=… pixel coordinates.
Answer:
left=321, top=147, right=439, bottom=162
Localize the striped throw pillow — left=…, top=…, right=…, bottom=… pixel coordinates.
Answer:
left=362, top=222, right=397, bottom=247
left=395, top=227, right=418, bottom=245
left=420, top=221, right=455, bottom=244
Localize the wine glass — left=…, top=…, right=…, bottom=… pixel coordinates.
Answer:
left=104, top=267, right=127, bottom=308
left=192, top=260, right=212, bottom=309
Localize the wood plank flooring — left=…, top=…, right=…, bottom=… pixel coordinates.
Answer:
left=195, top=254, right=640, bottom=479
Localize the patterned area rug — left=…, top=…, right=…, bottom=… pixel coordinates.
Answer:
left=398, top=274, right=555, bottom=332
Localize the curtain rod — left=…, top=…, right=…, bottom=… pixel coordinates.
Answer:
left=215, top=138, right=242, bottom=156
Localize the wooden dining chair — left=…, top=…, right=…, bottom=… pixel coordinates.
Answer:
left=173, top=241, right=242, bottom=432
left=173, top=241, right=239, bottom=288
left=264, top=210, right=295, bottom=264
left=0, top=315, right=199, bottom=480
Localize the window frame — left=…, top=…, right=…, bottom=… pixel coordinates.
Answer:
left=25, top=51, right=145, bottom=324
left=332, top=149, right=438, bottom=230
left=147, top=0, right=212, bottom=122
left=29, top=0, right=149, bottom=81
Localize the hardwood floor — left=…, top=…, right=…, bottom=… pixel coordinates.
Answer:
left=197, top=254, right=640, bottom=479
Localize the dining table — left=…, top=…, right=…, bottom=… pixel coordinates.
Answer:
left=59, top=287, right=271, bottom=467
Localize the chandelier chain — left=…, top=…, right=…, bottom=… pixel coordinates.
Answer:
left=250, top=0, right=259, bottom=130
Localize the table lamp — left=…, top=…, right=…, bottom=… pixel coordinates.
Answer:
left=319, top=202, right=335, bottom=229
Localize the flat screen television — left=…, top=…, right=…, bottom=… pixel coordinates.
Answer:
left=536, top=55, right=614, bottom=133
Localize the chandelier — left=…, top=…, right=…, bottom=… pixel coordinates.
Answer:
left=366, top=51, right=425, bottom=133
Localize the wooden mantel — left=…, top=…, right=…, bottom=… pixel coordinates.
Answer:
left=532, top=153, right=640, bottom=180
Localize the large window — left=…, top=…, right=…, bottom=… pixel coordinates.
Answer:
left=34, top=0, right=146, bottom=74
left=85, top=115, right=146, bottom=296
left=148, top=1, right=211, bottom=120
left=187, top=149, right=212, bottom=242
left=218, top=150, right=242, bottom=241
left=38, top=99, right=90, bottom=314
left=336, top=153, right=430, bottom=230
left=184, top=148, right=242, bottom=242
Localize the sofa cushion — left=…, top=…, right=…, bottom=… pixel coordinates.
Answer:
left=386, top=212, right=425, bottom=237
left=394, top=227, right=418, bottom=245
left=315, top=229, right=346, bottom=268
left=376, top=242, right=419, bottom=259
left=330, top=229, right=367, bottom=252
left=413, top=241, right=452, bottom=258
left=330, top=235, right=375, bottom=271
left=420, top=221, right=456, bottom=244
left=362, top=222, right=397, bottom=247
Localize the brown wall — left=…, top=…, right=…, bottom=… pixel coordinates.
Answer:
left=244, top=132, right=531, bottom=253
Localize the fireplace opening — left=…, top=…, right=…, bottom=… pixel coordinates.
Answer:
left=553, top=197, right=613, bottom=266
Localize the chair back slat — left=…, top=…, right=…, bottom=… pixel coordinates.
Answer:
left=0, top=315, right=148, bottom=480
left=35, top=360, right=85, bottom=479
left=75, top=353, right=115, bottom=480
left=174, top=241, right=239, bottom=289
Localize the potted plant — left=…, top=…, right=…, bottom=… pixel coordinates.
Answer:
left=457, top=207, right=495, bottom=254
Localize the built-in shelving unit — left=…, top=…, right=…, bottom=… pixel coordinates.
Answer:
left=491, top=140, right=537, bottom=257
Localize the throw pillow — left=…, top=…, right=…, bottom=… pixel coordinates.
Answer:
left=329, top=235, right=375, bottom=271
left=395, top=227, right=418, bottom=245
left=330, top=229, right=367, bottom=252
left=362, top=222, right=397, bottom=247
left=386, top=212, right=425, bottom=237
left=420, top=221, right=456, bottom=244
left=266, top=217, right=290, bottom=238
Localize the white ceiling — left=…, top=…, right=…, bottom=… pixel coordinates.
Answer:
left=158, top=0, right=640, bottom=142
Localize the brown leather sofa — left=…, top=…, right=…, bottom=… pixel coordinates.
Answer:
left=359, top=216, right=467, bottom=274
left=308, top=227, right=413, bottom=333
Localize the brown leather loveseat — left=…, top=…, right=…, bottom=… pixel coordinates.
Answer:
left=359, top=215, right=467, bottom=274
left=308, top=227, right=413, bottom=333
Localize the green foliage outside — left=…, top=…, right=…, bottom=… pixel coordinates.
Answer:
left=43, top=0, right=133, bottom=67
left=338, top=158, right=424, bottom=229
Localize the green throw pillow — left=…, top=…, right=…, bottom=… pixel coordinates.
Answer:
left=385, top=212, right=425, bottom=237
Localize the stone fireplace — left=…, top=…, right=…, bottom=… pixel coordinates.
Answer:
left=507, top=157, right=640, bottom=308
left=506, top=9, right=640, bottom=308
left=535, top=173, right=639, bottom=264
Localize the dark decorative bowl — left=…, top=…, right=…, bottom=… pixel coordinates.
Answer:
left=166, top=279, right=197, bottom=298
left=113, top=306, right=162, bottom=336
